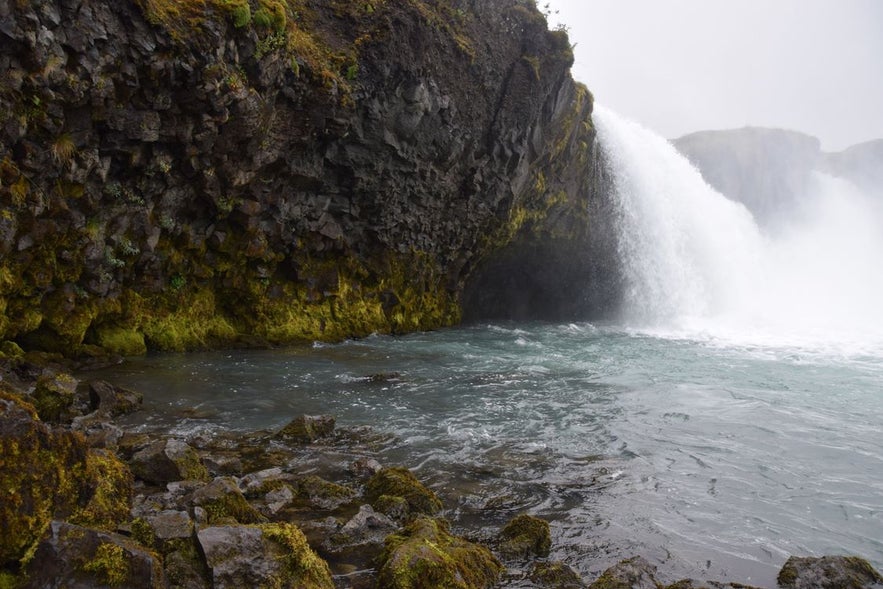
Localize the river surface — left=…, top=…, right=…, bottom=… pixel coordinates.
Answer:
left=92, top=322, right=883, bottom=587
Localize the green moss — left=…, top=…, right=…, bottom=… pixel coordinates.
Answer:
left=130, top=518, right=157, bottom=551
left=498, top=514, right=551, bottom=558
left=530, top=561, right=584, bottom=588
left=296, top=475, right=357, bottom=509
left=365, top=467, right=442, bottom=519
left=0, top=392, right=90, bottom=566
left=31, top=373, right=77, bottom=423
left=93, top=325, right=147, bottom=356
left=197, top=478, right=265, bottom=525
left=0, top=341, right=24, bottom=358
left=69, top=450, right=134, bottom=530
left=259, top=523, right=335, bottom=589
left=377, top=517, right=502, bottom=589
left=80, top=542, right=129, bottom=586
left=0, top=572, right=19, bottom=589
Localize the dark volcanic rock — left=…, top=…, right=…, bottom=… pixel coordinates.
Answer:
left=0, top=0, right=608, bottom=356
left=589, top=556, right=660, bottom=589
left=88, top=379, right=143, bottom=417
left=276, top=414, right=335, bottom=443
left=129, top=439, right=210, bottom=485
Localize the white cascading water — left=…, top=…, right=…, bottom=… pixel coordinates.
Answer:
left=595, top=106, right=883, bottom=355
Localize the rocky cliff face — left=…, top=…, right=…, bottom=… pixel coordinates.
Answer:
left=0, top=0, right=610, bottom=355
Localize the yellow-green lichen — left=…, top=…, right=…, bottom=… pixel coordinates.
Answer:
left=364, top=467, right=442, bottom=518
left=92, top=325, right=147, bottom=356
left=80, top=542, right=128, bottom=586
left=260, top=523, right=335, bottom=589
left=69, top=450, right=134, bottom=531
left=498, top=514, right=551, bottom=558
left=377, top=517, right=502, bottom=589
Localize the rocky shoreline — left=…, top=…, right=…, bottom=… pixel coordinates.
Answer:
left=2, top=351, right=882, bottom=589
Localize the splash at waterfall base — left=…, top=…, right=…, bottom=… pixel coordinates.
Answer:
left=2, top=352, right=882, bottom=589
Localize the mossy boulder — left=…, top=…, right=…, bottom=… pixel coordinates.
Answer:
left=589, top=556, right=660, bottom=589
left=129, top=439, right=209, bottom=485
left=21, top=521, right=165, bottom=588
left=69, top=449, right=134, bottom=530
left=376, top=517, right=503, bottom=589
left=364, top=467, right=443, bottom=519
left=191, top=477, right=266, bottom=525
left=196, top=523, right=334, bottom=589
left=92, top=325, right=148, bottom=357
left=777, top=555, right=883, bottom=588
left=276, top=414, right=335, bottom=443
left=530, top=561, right=586, bottom=588
left=295, top=475, right=358, bottom=510
left=498, top=514, right=551, bottom=559
left=30, top=372, right=78, bottom=423
left=0, top=392, right=89, bottom=566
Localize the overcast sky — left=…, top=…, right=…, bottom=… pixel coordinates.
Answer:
left=544, top=0, right=883, bottom=151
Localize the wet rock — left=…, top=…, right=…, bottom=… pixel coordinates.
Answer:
left=0, top=392, right=88, bottom=565
left=190, top=477, right=266, bottom=525
left=323, top=504, right=397, bottom=565
left=196, top=524, right=334, bottom=589
left=589, top=556, right=661, bottom=589
left=530, top=561, right=586, bottom=588
left=22, top=521, right=165, bottom=589
left=365, top=467, right=443, bottom=519
left=498, top=513, right=551, bottom=559
left=239, top=467, right=295, bottom=497
left=296, top=475, right=358, bottom=510
left=31, top=372, right=78, bottom=423
left=262, top=484, right=296, bottom=516
left=130, top=439, right=210, bottom=485
left=376, top=516, right=502, bottom=589
left=665, top=580, right=761, bottom=588
left=71, top=412, right=124, bottom=449
left=88, top=379, right=143, bottom=417
left=350, top=456, right=383, bottom=478
left=276, top=414, right=336, bottom=442
left=777, top=555, right=883, bottom=589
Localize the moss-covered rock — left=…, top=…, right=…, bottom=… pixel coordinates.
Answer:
left=588, top=556, right=661, bottom=589
left=129, top=439, right=209, bottom=485
left=498, top=513, right=551, bottom=559
left=276, top=414, right=335, bottom=442
left=295, top=475, right=357, bottom=510
left=364, top=467, right=443, bottom=518
left=196, top=523, right=334, bottom=589
left=21, top=521, right=165, bottom=588
left=0, top=392, right=88, bottom=566
left=191, top=477, right=266, bottom=525
left=777, top=555, right=883, bottom=589
left=530, top=561, right=586, bottom=588
left=92, top=325, right=148, bottom=356
left=69, top=449, right=134, bottom=530
left=30, top=372, right=78, bottom=423
left=376, top=517, right=502, bottom=589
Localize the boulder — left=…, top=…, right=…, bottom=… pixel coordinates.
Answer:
left=777, top=555, right=883, bottom=589
left=276, top=414, right=335, bottom=442
left=530, top=561, right=586, bottom=588
left=129, top=439, right=209, bottom=485
left=296, top=475, right=358, bottom=510
left=0, top=392, right=88, bottom=565
left=190, top=477, right=266, bottom=525
left=365, top=467, right=443, bottom=519
left=21, top=521, right=165, bottom=589
left=31, top=372, right=78, bottom=423
left=498, top=514, right=551, bottom=558
left=589, top=557, right=661, bottom=589
left=376, top=517, right=502, bottom=589
left=196, top=524, right=334, bottom=589
left=88, top=380, right=143, bottom=417
left=68, top=449, right=134, bottom=531
left=323, top=504, right=398, bottom=566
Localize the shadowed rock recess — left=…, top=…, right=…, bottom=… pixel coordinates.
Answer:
left=0, top=0, right=618, bottom=356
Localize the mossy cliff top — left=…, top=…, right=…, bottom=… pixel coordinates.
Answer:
left=0, top=0, right=604, bottom=356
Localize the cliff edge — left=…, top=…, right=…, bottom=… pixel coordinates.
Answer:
left=0, top=0, right=610, bottom=355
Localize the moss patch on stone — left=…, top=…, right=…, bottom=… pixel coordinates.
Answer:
left=79, top=542, right=129, bottom=586
left=376, top=517, right=502, bottom=589
left=498, top=513, right=551, bottom=559
left=260, top=522, right=335, bottom=589
left=69, top=449, right=134, bottom=531
left=364, top=467, right=442, bottom=518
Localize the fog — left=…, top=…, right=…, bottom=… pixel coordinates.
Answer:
left=544, top=0, right=883, bottom=151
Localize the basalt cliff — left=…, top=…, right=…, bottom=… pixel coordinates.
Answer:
left=0, top=0, right=616, bottom=357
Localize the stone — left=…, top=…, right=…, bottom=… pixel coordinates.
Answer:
left=196, top=524, right=334, bottom=589
left=589, top=557, right=661, bottom=589
left=364, top=467, right=443, bottom=519
left=350, top=456, right=383, bottom=478
left=21, top=521, right=165, bottom=589
left=88, top=379, right=143, bottom=416
left=777, top=555, right=883, bottom=589
left=376, top=517, right=502, bottom=589
left=276, top=414, right=335, bottom=442
left=323, top=504, right=398, bottom=566
left=130, top=439, right=209, bottom=485
left=296, top=475, right=358, bottom=510
left=190, top=477, right=266, bottom=525
left=31, top=372, right=78, bottom=423
left=530, top=561, right=586, bottom=588
left=498, top=513, right=552, bottom=559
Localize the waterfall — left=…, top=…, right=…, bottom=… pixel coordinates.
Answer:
left=595, top=106, right=883, bottom=353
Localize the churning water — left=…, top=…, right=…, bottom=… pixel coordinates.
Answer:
left=93, top=110, right=883, bottom=587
